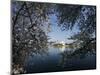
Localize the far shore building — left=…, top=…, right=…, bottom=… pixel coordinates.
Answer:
left=60, top=41, right=65, bottom=45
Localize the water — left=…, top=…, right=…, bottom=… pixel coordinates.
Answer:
left=24, top=47, right=96, bottom=73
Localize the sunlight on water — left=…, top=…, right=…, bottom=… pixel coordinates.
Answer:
left=59, top=46, right=65, bottom=52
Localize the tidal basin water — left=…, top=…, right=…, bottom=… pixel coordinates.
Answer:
left=24, top=46, right=96, bottom=73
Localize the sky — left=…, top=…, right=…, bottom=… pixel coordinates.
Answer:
left=48, top=14, right=79, bottom=43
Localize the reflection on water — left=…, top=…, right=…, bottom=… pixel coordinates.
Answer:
left=58, top=46, right=65, bottom=52
left=24, top=47, right=96, bottom=73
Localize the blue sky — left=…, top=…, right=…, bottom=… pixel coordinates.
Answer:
left=48, top=15, right=79, bottom=43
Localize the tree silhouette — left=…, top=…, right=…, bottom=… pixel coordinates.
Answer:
left=12, top=1, right=53, bottom=74
left=55, top=4, right=96, bottom=53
